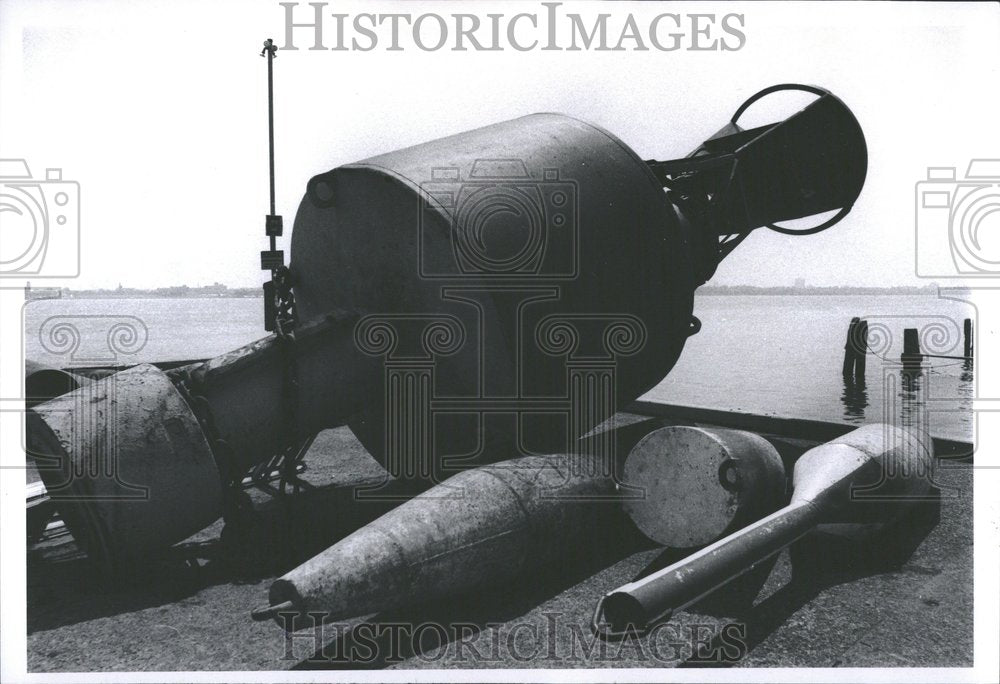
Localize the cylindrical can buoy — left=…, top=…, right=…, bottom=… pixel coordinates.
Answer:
left=621, top=426, right=786, bottom=548
left=291, top=113, right=695, bottom=469
left=26, top=364, right=223, bottom=573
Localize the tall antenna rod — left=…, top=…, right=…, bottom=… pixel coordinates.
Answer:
left=265, top=38, right=277, bottom=221
left=260, top=38, right=285, bottom=331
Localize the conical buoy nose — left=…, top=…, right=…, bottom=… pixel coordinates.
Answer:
left=790, top=422, right=935, bottom=519
left=258, top=454, right=623, bottom=627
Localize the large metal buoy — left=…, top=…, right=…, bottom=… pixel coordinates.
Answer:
left=292, top=113, right=694, bottom=469
left=27, top=365, right=222, bottom=570
left=26, top=84, right=868, bottom=571
left=253, top=452, right=622, bottom=626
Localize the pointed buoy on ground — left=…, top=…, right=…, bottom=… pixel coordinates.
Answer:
left=256, top=453, right=623, bottom=628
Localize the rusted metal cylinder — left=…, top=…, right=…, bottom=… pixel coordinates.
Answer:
left=595, top=424, right=934, bottom=636
left=290, top=113, right=695, bottom=470
left=254, top=453, right=623, bottom=626
left=621, top=426, right=786, bottom=548
left=26, top=364, right=223, bottom=572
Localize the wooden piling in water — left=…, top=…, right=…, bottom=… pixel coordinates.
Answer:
left=854, top=319, right=867, bottom=378
left=842, top=317, right=867, bottom=380
left=902, top=327, right=922, bottom=367
left=964, top=318, right=973, bottom=359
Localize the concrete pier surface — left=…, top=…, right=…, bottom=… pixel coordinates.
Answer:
left=26, top=414, right=973, bottom=671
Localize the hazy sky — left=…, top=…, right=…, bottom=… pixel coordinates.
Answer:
left=1, top=0, right=997, bottom=289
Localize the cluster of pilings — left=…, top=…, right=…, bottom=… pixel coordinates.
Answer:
left=842, top=317, right=973, bottom=376
left=901, top=318, right=974, bottom=369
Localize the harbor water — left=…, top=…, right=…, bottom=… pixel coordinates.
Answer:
left=23, top=293, right=975, bottom=442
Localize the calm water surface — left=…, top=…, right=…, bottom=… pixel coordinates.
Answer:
left=23, top=294, right=975, bottom=442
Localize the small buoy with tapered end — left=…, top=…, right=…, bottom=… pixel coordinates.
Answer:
left=594, top=423, right=934, bottom=638
left=621, top=426, right=786, bottom=548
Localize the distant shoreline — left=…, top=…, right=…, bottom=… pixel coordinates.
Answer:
left=25, top=284, right=944, bottom=300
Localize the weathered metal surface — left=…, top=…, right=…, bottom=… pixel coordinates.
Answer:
left=290, top=113, right=695, bottom=471
left=26, top=364, right=223, bottom=573
left=791, top=422, right=934, bottom=519
left=257, top=452, right=625, bottom=626
left=596, top=423, right=935, bottom=635
left=621, top=426, right=786, bottom=548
